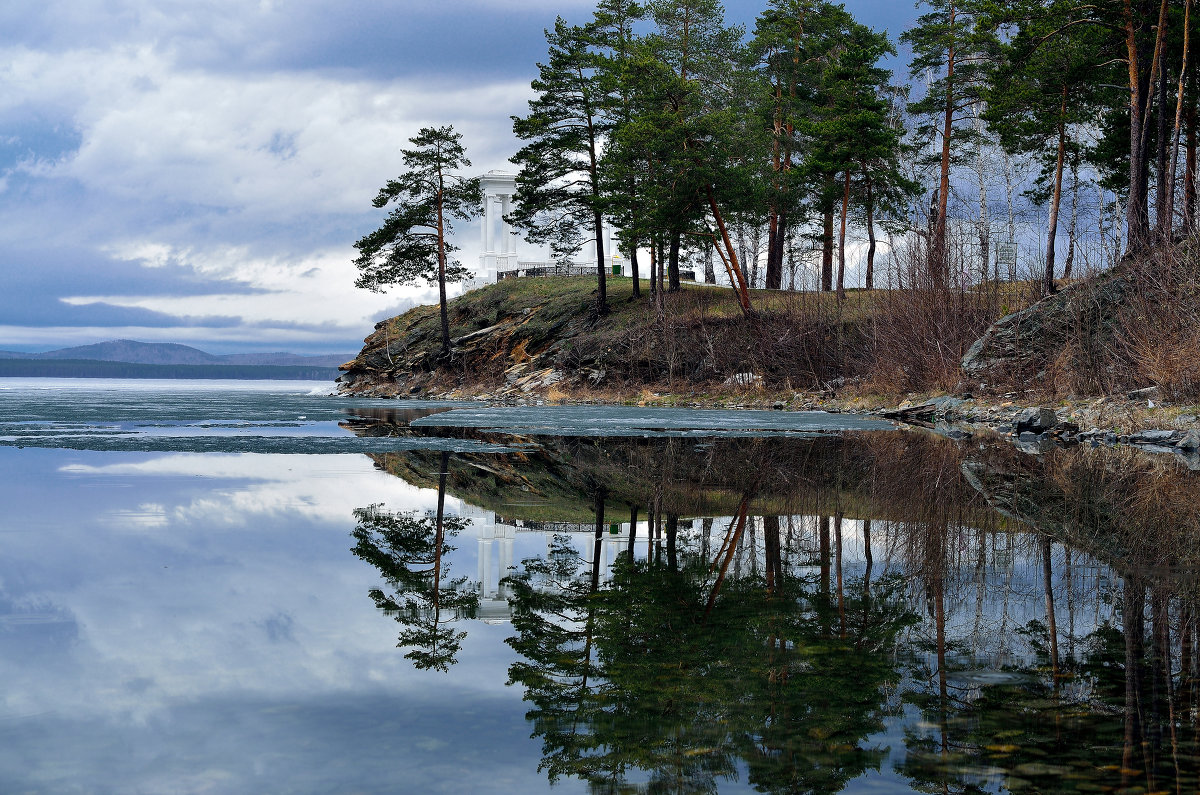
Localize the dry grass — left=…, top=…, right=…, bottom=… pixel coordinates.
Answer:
left=858, top=285, right=1005, bottom=394
left=1108, top=244, right=1200, bottom=400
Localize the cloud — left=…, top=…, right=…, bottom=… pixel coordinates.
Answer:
left=0, top=35, right=530, bottom=351
left=7, top=46, right=529, bottom=227
left=58, top=244, right=443, bottom=340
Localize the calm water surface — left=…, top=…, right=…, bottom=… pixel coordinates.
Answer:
left=2, top=379, right=1199, bottom=793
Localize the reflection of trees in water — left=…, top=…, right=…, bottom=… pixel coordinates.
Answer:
left=353, top=424, right=1200, bottom=788
left=352, top=452, right=479, bottom=671
left=505, top=487, right=919, bottom=793
left=492, top=433, right=1200, bottom=792
left=869, top=439, right=1200, bottom=793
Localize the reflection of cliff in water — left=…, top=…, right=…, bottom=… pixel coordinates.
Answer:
left=348, top=411, right=1200, bottom=792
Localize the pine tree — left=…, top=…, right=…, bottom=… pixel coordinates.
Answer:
left=985, top=0, right=1106, bottom=294
left=593, top=0, right=648, bottom=298
left=644, top=0, right=747, bottom=295
left=812, top=21, right=901, bottom=299
left=901, top=0, right=994, bottom=286
left=353, top=126, right=481, bottom=357
left=509, top=19, right=612, bottom=318
left=749, top=0, right=852, bottom=290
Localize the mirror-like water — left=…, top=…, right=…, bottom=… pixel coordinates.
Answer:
left=3, top=380, right=1199, bottom=793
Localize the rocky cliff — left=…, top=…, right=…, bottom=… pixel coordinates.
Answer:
left=960, top=265, right=1133, bottom=388
left=337, top=276, right=854, bottom=399
left=961, top=241, right=1200, bottom=399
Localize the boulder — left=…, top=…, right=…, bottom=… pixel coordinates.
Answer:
left=1012, top=407, right=1058, bottom=434
left=1127, top=429, right=1181, bottom=445
left=1178, top=430, right=1200, bottom=451
left=961, top=267, right=1132, bottom=380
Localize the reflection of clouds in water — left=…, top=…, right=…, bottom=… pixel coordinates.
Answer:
left=0, top=451, right=510, bottom=729
left=108, top=502, right=171, bottom=529
left=61, top=453, right=467, bottom=527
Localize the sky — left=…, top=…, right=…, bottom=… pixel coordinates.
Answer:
left=0, top=0, right=918, bottom=356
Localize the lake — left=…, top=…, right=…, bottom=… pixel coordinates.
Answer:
left=2, top=379, right=1199, bottom=793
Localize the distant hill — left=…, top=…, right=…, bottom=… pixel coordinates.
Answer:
left=0, top=340, right=353, bottom=368
left=39, top=340, right=226, bottom=365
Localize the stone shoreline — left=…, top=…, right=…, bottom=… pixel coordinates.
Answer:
left=350, top=378, right=1200, bottom=468
left=872, top=392, right=1200, bottom=469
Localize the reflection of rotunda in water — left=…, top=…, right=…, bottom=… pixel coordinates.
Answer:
left=468, top=508, right=648, bottom=624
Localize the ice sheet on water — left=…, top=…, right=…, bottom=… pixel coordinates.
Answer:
left=0, top=381, right=895, bottom=451
left=407, top=404, right=895, bottom=437
left=0, top=382, right=492, bottom=453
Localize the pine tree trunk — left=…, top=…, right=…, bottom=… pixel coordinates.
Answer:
left=749, top=223, right=761, bottom=289
left=707, top=185, right=752, bottom=314
left=431, top=451, right=449, bottom=643
left=436, top=183, right=451, bottom=356
left=821, top=189, right=834, bottom=292
left=934, top=0, right=957, bottom=288
left=766, top=76, right=785, bottom=290
left=657, top=235, right=665, bottom=302
left=593, top=208, right=608, bottom=316
left=1065, top=158, right=1079, bottom=280
left=1042, top=537, right=1060, bottom=685
left=1156, top=32, right=1170, bottom=235
left=1045, top=92, right=1068, bottom=296
left=1164, top=0, right=1193, bottom=238
left=866, top=178, right=877, bottom=290
left=766, top=206, right=783, bottom=289
left=837, top=169, right=851, bottom=301
left=667, top=228, right=681, bottom=292
left=1126, top=0, right=1165, bottom=251
left=630, top=237, right=641, bottom=298
left=652, top=236, right=662, bottom=305
left=649, top=239, right=657, bottom=304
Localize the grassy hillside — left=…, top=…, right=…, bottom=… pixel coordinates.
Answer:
left=338, top=274, right=1015, bottom=400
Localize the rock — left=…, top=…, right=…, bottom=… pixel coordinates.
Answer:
left=961, top=268, right=1133, bottom=379
left=1127, top=429, right=1181, bottom=445
left=1178, top=450, right=1200, bottom=471
left=1012, top=407, right=1058, bottom=434
left=880, top=402, right=936, bottom=424
left=1014, top=434, right=1055, bottom=454
left=772, top=401, right=786, bottom=410
left=1178, top=414, right=1197, bottom=424
left=926, top=396, right=965, bottom=413
left=1053, top=421, right=1080, bottom=436
left=1178, top=430, right=1200, bottom=450
left=504, top=363, right=528, bottom=384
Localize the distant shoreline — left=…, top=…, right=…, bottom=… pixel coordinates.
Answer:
left=0, top=358, right=340, bottom=381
